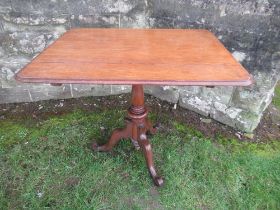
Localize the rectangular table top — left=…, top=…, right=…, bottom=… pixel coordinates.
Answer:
left=16, top=28, right=252, bottom=86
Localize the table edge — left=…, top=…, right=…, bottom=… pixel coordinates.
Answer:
left=15, top=74, right=253, bottom=86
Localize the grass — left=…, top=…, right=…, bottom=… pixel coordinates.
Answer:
left=0, top=108, right=280, bottom=209
left=272, top=82, right=280, bottom=109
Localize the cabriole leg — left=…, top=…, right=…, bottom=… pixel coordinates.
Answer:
left=137, top=125, right=164, bottom=186
left=92, top=123, right=132, bottom=152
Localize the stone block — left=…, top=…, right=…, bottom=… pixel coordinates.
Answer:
left=0, top=0, right=11, bottom=13
left=149, top=16, right=174, bottom=28
left=210, top=101, right=241, bottom=126
left=100, top=0, right=145, bottom=14
left=178, top=86, right=202, bottom=96
left=71, top=84, right=130, bottom=97
left=144, top=85, right=179, bottom=104
left=0, top=87, right=31, bottom=103
left=231, top=71, right=279, bottom=114
left=0, top=46, right=4, bottom=57
left=1, top=12, right=70, bottom=26
left=29, top=84, right=72, bottom=102
left=235, top=111, right=261, bottom=133
left=150, top=0, right=176, bottom=18
left=179, top=95, right=211, bottom=117
left=111, top=85, right=131, bottom=95
left=67, top=0, right=100, bottom=15
left=0, top=56, right=30, bottom=88
left=174, top=0, right=216, bottom=25
left=4, top=30, right=66, bottom=56
left=70, top=84, right=94, bottom=98
left=121, top=13, right=149, bottom=28
left=72, top=84, right=111, bottom=97
left=11, top=0, right=69, bottom=16
left=70, top=14, right=119, bottom=28
left=210, top=101, right=260, bottom=132
left=200, top=86, right=234, bottom=105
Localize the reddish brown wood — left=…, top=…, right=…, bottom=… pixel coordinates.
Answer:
left=15, top=28, right=252, bottom=86
left=145, top=118, right=158, bottom=135
left=137, top=125, right=163, bottom=186
left=92, top=85, right=163, bottom=186
left=128, top=85, right=147, bottom=118
left=92, top=124, right=132, bottom=152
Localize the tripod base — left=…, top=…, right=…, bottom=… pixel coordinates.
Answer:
left=92, top=85, right=163, bottom=186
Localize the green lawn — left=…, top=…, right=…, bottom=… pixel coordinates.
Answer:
left=0, top=108, right=279, bottom=209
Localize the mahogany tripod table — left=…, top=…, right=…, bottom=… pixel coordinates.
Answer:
left=16, top=28, right=252, bottom=186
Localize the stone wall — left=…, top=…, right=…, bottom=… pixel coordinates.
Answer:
left=0, top=0, right=279, bottom=132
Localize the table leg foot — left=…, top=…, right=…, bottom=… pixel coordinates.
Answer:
left=131, top=138, right=140, bottom=150
left=138, top=126, right=164, bottom=187
left=153, top=176, right=164, bottom=187
left=92, top=124, right=132, bottom=152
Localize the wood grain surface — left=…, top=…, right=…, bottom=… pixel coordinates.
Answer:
left=16, top=28, right=252, bottom=86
